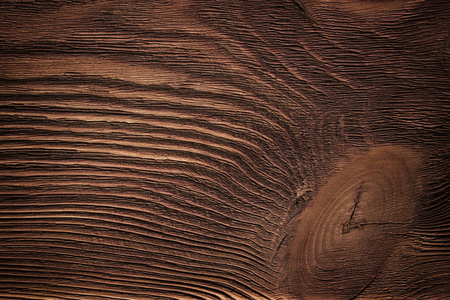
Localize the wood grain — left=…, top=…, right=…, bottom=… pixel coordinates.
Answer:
left=288, top=146, right=421, bottom=299
left=1, top=0, right=449, bottom=299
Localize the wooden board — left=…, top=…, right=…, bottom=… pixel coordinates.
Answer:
left=1, top=0, right=449, bottom=299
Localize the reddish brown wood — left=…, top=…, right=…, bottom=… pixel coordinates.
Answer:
left=0, top=0, right=449, bottom=299
left=287, top=146, right=421, bottom=299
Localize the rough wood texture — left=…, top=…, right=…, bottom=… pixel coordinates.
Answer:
left=0, top=0, right=449, bottom=299
left=288, top=146, right=421, bottom=299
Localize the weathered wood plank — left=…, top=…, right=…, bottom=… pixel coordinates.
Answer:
left=1, top=0, right=449, bottom=299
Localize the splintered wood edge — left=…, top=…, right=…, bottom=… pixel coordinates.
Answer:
left=287, top=146, right=421, bottom=299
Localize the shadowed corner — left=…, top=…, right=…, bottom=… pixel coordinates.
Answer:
left=285, top=146, right=421, bottom=299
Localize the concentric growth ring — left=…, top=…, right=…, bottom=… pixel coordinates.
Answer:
left=288, top=146, right=421, bottom=299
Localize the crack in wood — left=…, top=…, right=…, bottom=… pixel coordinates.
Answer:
left=342, top=181, right=364, bottom=234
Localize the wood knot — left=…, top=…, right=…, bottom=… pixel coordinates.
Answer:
left=287, top=146, right=421, bottom=299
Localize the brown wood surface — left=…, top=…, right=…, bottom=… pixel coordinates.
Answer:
left=0, top=0, right=449, bottom=299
